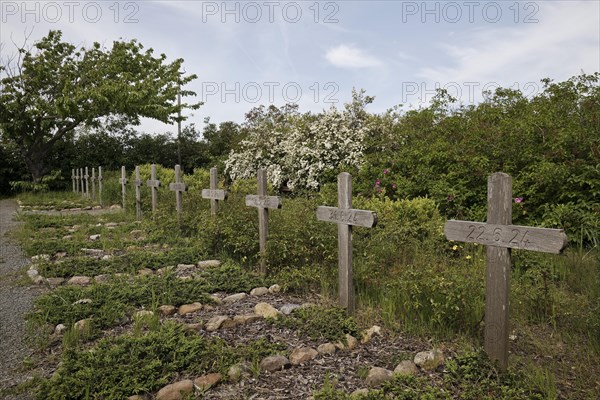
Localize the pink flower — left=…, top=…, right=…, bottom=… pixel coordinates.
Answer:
left=383, top=169, right=389, bottom=174
left=392, top=184, right=397, bottom=189
left=375, top=179, right=381, bottom=187
left=514, top=197, right=523, bottom=204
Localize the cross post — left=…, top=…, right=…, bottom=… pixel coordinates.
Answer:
left=201, top=167, right=227, bottom=216
left=169, top=164, right=188, bottom=224
left=91, top=168, right=96, bottom=201
left=71, top=169, right=76, bottom=193
left=119, top=166, right=128, bottom=210
left=147, top=164, right=161, bottom=213
left=245, top=169, right=282, bottom=274
left=98, top=167, right=103, bottom=206
left=444, top=172, right=568, bottom=369
left=79, top=168, right=84, bottom=198
left=134, top=166, right=143, bottom=220
left=316, top=172, right=377, bottom=315
left=84, top=167, right=90, bottom=198
left=74, top=169, right=79, bottom=193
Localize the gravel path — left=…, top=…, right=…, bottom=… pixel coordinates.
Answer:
left=0, top=199, right=38, bottom=399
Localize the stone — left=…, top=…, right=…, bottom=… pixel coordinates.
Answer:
left=193, top=373, right=222, bottom=391
left=279, top=303, right=301, bottom=315
left=33, top=276, right=45, bottom=285
left=31, top=254, right=50, bottom=262
left=184, top=323, right=203, bottom=333
left=178, top=302, right=202, bottom=316
left=222, top=293, right=247, bottom=304
left=82, top=248, right=104, bottom=256
left=290, top=346, right=319, bottom=365
left=105, top=222, right=119, bottom=227
left=157, top=266, right=174, bottom=276
left=94, top=274, right=111, bottom=284
left=89, top=234, right=101, bottom=241
left=46, top=277, right=65, bottom=287
left=197, top=260, right=221, bottom=268
left=259, top=355, right=290, bottom=372
left=209, top=295, right=222, bottom=305
left=206, top=315, right=229, bottom=331
left=250, top=287, right=269, bottom=296
left=394, top=360, right=418, bottom=376
left=156, top=379, right=193, bottom=400
left=74, top=318, right=91, bottom=332
left=101, top=255, right=113, bottom=261
left=72, top=298, right=92, bottom=305
left=317, top=343, right=337, bottom=355
left=134, top=310, right=154, bottom=318
left=128, top=395, right=148, bottom=400
left=361, top=325, right=382, bottom=344
left=138, top=268, right=154, bottom=276
left=233, top=314, right=262, bottom=325
left=220, top=318, right=241, bottom=329
left=26, top=268, right=39, bottom=279
left=158, top=305, right=176, bottom=317
left=414, top=348, right=445, bottom=371
left=336, top=334, right=358, bottom=351
left=54, top=324, right=67, bottom=335
left=62, top=235, right=73, bottom=240
left=176, top=263, right=196, bottom=273
left=109, top=204, right=122, bottom=210
left=55, top=251, right=67, bottom=259
left=254, top=302, right=280, bottom=319
left=67, top=276, right=92, bottom=286
left=268, top=284, right=281, bottom=293
left=365, top=367, right=394, bottom=387
left=228, top=362, right=252, bottom=383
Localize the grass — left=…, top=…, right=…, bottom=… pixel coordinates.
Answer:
left=274, top=305, right=360, bottom=342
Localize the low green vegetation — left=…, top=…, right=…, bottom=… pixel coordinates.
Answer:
left=36, top=321, right=284, bottom=400
left=274, top=306, right=359, bottom=342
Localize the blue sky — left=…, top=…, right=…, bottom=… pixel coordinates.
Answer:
left=1, top=0, right=599, bottom=134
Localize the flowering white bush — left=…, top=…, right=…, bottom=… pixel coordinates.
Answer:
left=225, top=90, right=373, bottom=191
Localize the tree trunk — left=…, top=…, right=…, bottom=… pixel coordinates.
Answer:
left=19, top=144, right=49, bottom=183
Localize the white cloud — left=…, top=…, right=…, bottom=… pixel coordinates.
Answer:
left=418, top=1, right=599, bottom=89
left=325, top=44, right=382, bottom=69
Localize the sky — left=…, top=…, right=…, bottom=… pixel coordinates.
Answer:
left=1, top=0, right=599, bottom=135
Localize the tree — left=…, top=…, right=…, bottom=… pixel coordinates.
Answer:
left=0, top=30, right=200, bottom=182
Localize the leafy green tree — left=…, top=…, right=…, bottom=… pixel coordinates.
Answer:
left=0, top=30, right=200, bottom=182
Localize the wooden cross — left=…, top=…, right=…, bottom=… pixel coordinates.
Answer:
left=71, top=169, right=76, bottom=193
left=119, top=166, right=128, bottom=210
left=245, top=169, right=282, bottom=273
left=169, top=164, right=188, bottom=220
left=444, top=172, right=568, bottom=369
left=201, top=167, right=227, bottom=216
left=134, top=166, right=143, bottom=220
left=74, top=169, right=79, bottom=193
left=98, top=167, right=103, bottom=206
left=146, top=164, right=161, bottom=213
left=91, top=168, right=96, bottom=201
left=79, top=168, right=84, bottom=198
left=84, top=167, right=90, bottom=198
left=316, top=172, right=377, bottom=315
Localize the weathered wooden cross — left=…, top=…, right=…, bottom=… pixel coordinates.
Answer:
left=98, top=167, right=103, bottom=206
left=119, top=166, right=128, bottom=210
left=316, top=172, right=377, bottom=315
left=202, top=167, right=227, bottom=216
left=79, top=168, right=84, bottom=197
left=245, top=169, right=282, bottom=273
left=146, top=164, right=161, bottom=213
left=134, top=166, right=143, bottom=219
left=444, top=172, right=568, bottom=369
left=74, top=169, right=79, bottom=193
left=169, top=165, right=188, bottom=223
left=91, top=168, right=96, bottom=201
left=72, top=169, right=76, bottom=193
left=84, top=167, right=90, bottom=198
